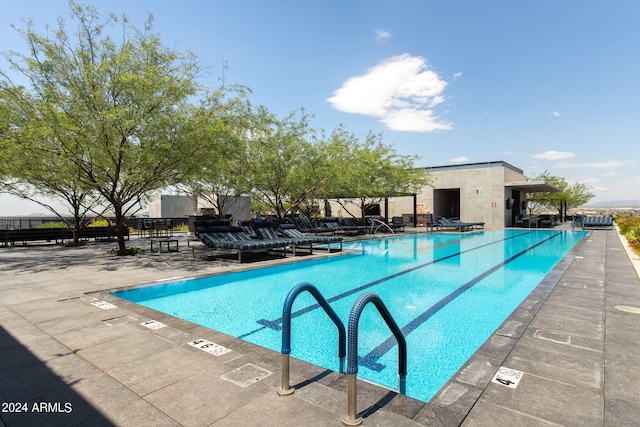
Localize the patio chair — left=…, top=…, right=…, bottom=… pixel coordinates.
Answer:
left=514, top=215, right=524, bottom=227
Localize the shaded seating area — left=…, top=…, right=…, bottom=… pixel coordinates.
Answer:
left=514, top=215, right=540, bottom=228
left=279, top=224, right=343, bottom=252
left=390, top=216, right=406, bottom=232
left=514, top=214, right=559, bottom=229
left=137, top=218, right=173, bottom=238
left=538, top=214, right=559, bottom=228
left=194, top=219, right=288, bottom=263
left=514, top=215, right=525, bottom=227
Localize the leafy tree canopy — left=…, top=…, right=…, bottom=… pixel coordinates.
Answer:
left=0, top=2, right=242, bottom=252
left=527, top=171, right=594, bottom=216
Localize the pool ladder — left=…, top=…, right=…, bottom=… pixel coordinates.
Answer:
left=277, top=282, right=407, bottom=426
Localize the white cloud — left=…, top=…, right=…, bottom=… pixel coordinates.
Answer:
left=532, top=151, right=575, bottom=160
left=450, top=156, right=470, bottom=162
left=327, top=53, right=452, bottom=132
left=554, top=160, right=630, bottom=169
left=551, top=111, right=562, bottom=117
left=375, top=29, right=391, bottom=41
left=602, top=171, right=621, bottom=177
left=453, top=72, right=462, bottom=79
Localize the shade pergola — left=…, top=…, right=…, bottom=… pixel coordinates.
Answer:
left=505, top=180, right=561, bottom=193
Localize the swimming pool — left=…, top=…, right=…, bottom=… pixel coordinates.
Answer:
left=113, top=229, right=585, bottom=403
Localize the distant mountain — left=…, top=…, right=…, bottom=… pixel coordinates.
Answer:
left=582, top=200, right=640, bottom=208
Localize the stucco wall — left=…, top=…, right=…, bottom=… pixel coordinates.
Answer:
left=387, top=162, right=527, bottom=229
left=148, top=195, right=197, bottom=218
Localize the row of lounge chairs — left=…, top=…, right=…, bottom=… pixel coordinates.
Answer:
left=571, top=215, right=614, bottom=231
left=291, top=216, right=405, bottom=235
left=194, top=219, right=343, bottom=263
left=427, top=217, right=485, bottom=232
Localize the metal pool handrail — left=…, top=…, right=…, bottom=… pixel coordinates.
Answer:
left=342, top=292, right=407, bottom=426
left=277, top=282, right=346, bottom=396
left=367, top=217, right=395, bottom=235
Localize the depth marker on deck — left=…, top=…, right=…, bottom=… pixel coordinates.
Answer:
left=188, top=339, right=232, bottom=356
left=491, top=367, right=523, bottom=389
left=141, top=320, right=167, bottom=330
left=91, top=301, right=117, bottom=310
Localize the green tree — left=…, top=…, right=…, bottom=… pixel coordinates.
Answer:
left=527, top=171, right=594, bottom=219
left=1, top=89, right=102, bottom=244
left=1, top=3, right=238, bottom=253
left=329, top=130, right=431, bottom=219
left=179, top=97, right=253, bottom=218
left=238, top=107, right=328, bottom=219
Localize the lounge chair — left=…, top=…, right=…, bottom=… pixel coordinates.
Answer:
left=291, top=217, right=326, bottom=234
left=575, top=215, right=614, bottom=231
left=245, top=220, right=314, bottom=255
left=279, top=224, right=343, bottom=252
left=449, top=218, right=484, bottom=230
left=194, top=219, right=288, bottom=262
left=318, top=217, right=352, bottom=235
left=435, top=217, right=472, bottom=232
left=338, top=217, right=368, bottom=233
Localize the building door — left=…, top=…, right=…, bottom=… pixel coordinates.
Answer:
left=433, top=189, right=460, bottom=218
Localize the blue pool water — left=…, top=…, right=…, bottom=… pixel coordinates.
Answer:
left=113, top=229, right=585, bottom=402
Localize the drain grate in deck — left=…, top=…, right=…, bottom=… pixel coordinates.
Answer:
left=221, top=363, right=272, bottom=387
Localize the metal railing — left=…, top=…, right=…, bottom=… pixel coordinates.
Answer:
left=342, top=292, right=407, bottom=426
left=367, top=217, right=395, bottom=235
left=277, top=282, right=346, bottom=396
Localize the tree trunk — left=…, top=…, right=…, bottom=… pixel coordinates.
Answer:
left=114, top=205, right=127, bottom=253
left=72, top=205, right=81, bottom=246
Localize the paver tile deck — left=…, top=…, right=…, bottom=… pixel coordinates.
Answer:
left=1, top=225, right=639, bottom=426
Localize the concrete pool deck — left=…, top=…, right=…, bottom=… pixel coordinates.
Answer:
left=1, top=226, right=639, bottom=426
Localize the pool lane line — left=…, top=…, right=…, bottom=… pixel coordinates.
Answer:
left=358, top=230, right=563, bottom=372
left=243, top=231, right=534, bottom=338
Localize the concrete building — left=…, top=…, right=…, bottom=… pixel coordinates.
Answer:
left=148, top=195, right=198, bottom=218
left=197, top=196, right=251, bottom=221
left=330, top=161, right=559, bottom=230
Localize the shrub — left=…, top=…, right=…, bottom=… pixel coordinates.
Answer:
left=616, top=213, right=640, bottom=255
left=105, top=247, right=144, bottom=256
left=36, top=221, right=66, bottom=229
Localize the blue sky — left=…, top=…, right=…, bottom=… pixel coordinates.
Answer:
left=1, top=0, right=639, bottom=215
